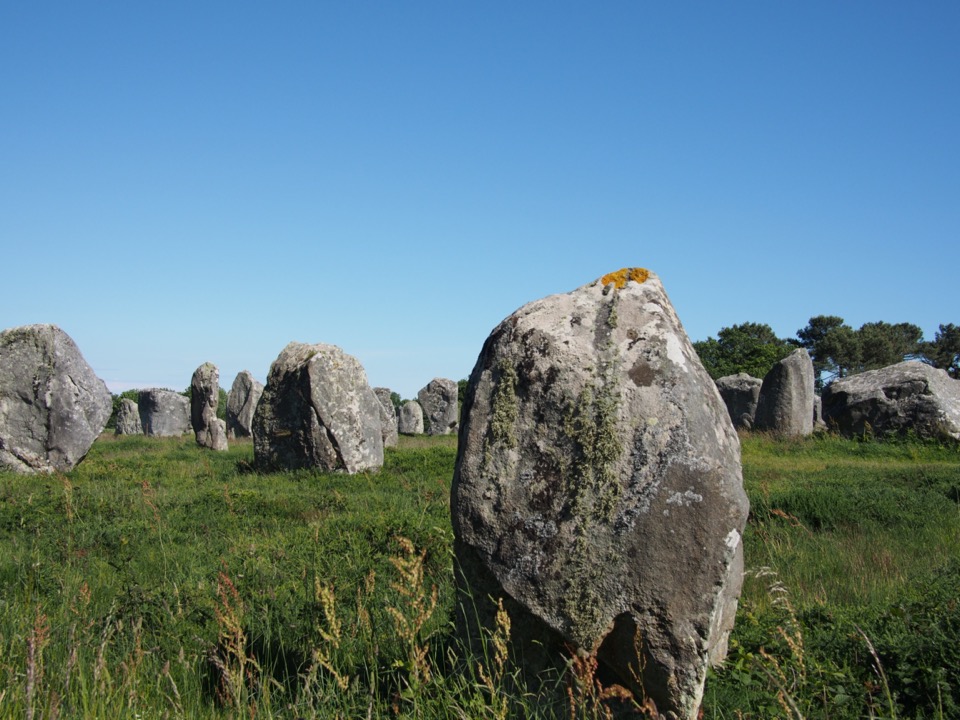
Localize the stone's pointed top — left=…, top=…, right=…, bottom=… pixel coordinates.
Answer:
left=598, top=267, right=650, bottom=289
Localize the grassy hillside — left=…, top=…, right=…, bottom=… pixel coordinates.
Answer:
left=0, top=432, right=957, bottom=718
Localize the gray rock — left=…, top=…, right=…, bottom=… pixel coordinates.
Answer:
left=822, top=361, right=960, bottom=440
left=417, top=378, right=459, bottom=435
left=226, top=370, right=264, bottom=439
left=398, top=400, right=424, bottom=435
left=191, top=363, right=228, bottom=451
left=252, top=342, right=384, bottom=473
left=0, top=324, right=112, bottom=473
left=813, top=395, right=827, bottom=430
left=451, top=269, right=749, bottom=719
left=373, top=387, right=399, bottom=448
left=138, top=389, right=191, bottom=437
left=115, top=398, right=142, bottom=435
left=754, top=349, right=815, bottom=436
left=715, top=373, right=762, bottom=429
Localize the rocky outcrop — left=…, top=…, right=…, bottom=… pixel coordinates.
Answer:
left=451, top=269, right=749, bottom=719
left=753, top=349, right=815, bottom=436
left=191, top=363, right=228, bottom=451
left=418, top=378, right=459, bottom=435
left=252, top=342, right=383, bottom=474
left=226, top=370, right=263, bottom=439
left=0, top=324, right=112, bottom=473
left=138, top=389, right=191, bottom=437
left=373, top=387, right=399, bottom=448
left=398, top=400, right=424, bottom=435
left=115, top=398, right=142, bottom=435
left=822, top=361, right=960, bottom=440
left=715, top=373, right=762, bottom=429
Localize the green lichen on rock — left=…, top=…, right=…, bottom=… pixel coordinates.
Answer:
left=490, top=361, right=519, bottom=449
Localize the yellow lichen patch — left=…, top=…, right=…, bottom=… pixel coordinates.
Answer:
left=599, top=267, right=650, bottom=289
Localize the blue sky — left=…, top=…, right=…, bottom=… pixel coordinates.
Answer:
left=2, top=2, right=957, bottom=399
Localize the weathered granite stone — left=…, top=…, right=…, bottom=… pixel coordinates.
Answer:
left=715, top=373, right=762, bottom=430
left=138, top=389, right=191, bottom=437
left=252, top=342, right=383, bottom=473
left=226, top=370, right=264, bottom=439
left=373, top=387, right=399, bottom=448
left=418, top=378, right=459, bottom=435
left=822, top=361, right=960, bottom=440
left=0, top=324, right=112, bottom=473
left=813, top=395, right=827, bottom=430
left=452, top=269, right=749, bottom=719
left=398, top=400, right=424, bottom=435
left=115, top=398, right=142, bottom=435
left=753, top=349, right=815, bottom=436
left=192, top=363, right=228, bottom=451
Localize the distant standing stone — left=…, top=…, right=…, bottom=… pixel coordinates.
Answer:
left=373, top=387, right=399, bottom=448
left=753, top=348, right=815, bottom=436
left=226, top=370, right=264, bottom=439
left=715, top=373, right=762, bottom=429
left=0, top=324, right=112, bottom=473
left=115, top=398, right=142, bottom=435
left=398, top=400, right=424, bottom=435
left=252, top=342, right=383, bottom=473
left=138, top=389, right=191, bottom=437
left=192, top=362, right=228, bottom=451
left=417, top=378, right=459, bottom=435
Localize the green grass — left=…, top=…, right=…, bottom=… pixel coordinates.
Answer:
left=0, top=431, right=958, bottom=718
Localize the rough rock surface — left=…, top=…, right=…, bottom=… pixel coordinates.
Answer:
left=715, top=373, right=762, bottom=429
left=252, top=342, right=383, bottom=473
left=398, top=400, right=424, bottom=435
left=373, top=387, right=399, bottom=448
left=115, top=398, right=142, bottom=435
left=753, top=349, right=815, bottom=436
left=138, top=389, right=191, bottom=437
left=0, top=324, right=112, bottom=473
left=226, top=370, right=264, bottom=439
left=191, top=363, right=228, bottom=451
left=417, top=378, right=459, bottom=435
left=822, top=361, right=960, bottom=440
left=452, top=269, right=749, bottom=719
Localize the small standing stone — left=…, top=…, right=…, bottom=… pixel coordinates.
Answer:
left=417, top=377, right=459, bottom=435
left=115, top=398, right=143, bottom=435
left=715, top=373, right=763, bottom=430
left=192, top=363, right=228, bottom=451
left=138, top=389, right=191, bottom=437
left=373, top=387, right=399, bottom=448
left=226, top=370, right=264, bottom=439
left=753, top=349, right=815, bottom=436
left=398, top=400, right=424, bottom=435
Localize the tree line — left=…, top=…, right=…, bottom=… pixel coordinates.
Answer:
left=694, top=318, right=959, bottom=388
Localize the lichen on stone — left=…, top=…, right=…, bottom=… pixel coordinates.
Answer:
left=599, top=267, right=650, bottom=289
left=490, top=361, right=519, bottom=449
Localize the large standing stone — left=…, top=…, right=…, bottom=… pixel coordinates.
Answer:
left=252, top=342, right=383, bottom=474
left=115, top=398, right=142, bottom=435
left=753, top=349, right=815, bottom=436
left=822, top=361, right=960, bottom=440
left=715, top=373, right=762, bottom=430
left=226, top=370, right=264, bottom=439
left=373, top=387, right=399, bottom=448
left=0, top=324, right=112, bottom=473
left=191, top=363, right=228, bottom=451
left=417, top=378, right=459, bottom=435
left=398, top=400, right=424, bottom=435
left=452, top=269, right=748, bottom=719
left=138, top=389, right=191, bottom=437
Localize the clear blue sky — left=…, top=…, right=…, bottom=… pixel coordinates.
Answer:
left=2, top=2, right=957, bottom=399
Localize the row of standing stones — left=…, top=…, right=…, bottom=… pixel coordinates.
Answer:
left=3, top=270, right=959, bottom=718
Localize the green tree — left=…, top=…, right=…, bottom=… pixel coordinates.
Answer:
left=921, top=323, right=960, bottom=378
left=693, top=322, right=795, bottom=380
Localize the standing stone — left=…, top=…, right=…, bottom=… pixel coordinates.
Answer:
left=252, top=342, right=383, bottom=474
left=452, top=269, right=749, bottom=719
left=115, top=398, right=142, bottom=435
left=398, top=400, right=424, bottom=435
left=0, top=324, right=112, bottom=473
left=226, top=370, right=264, bottom=439
left=138, top=389, right=191, bottom=437
left=191, top=363, right=228, bottom=451
left=715, top=373, right=763, bottom=429
left=373, top=387, right=399, bottom=448
left=417, top=377, right=459, bottom=435
left=753, top=349, right=815, bottom=436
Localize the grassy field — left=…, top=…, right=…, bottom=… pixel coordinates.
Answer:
left=0, top=431, right=958, bottom=718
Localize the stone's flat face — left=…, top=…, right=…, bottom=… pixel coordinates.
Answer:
left=373, top=387, right=399, bottom=448
left=226, top=370, right=264, bottom=439
left=115, top=398, right=142, bottom=435
left=398, top=400, right=424, bottom=435
left=754, top=349, right=815, bottom=436
left=138, top=389, right=191, bottom=437
left=823, top=361, right=960, bottom=440
left=716, top=373, right=762, bottom=429
left=0, top=324, right=112, bottom=473
left=417, top=378, right=459, bottom=435
left=452, top=269, right=748, bottom=719
left=252, top=342, right=384, bottom=474
left=192, top=362, right=228, bottom=451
